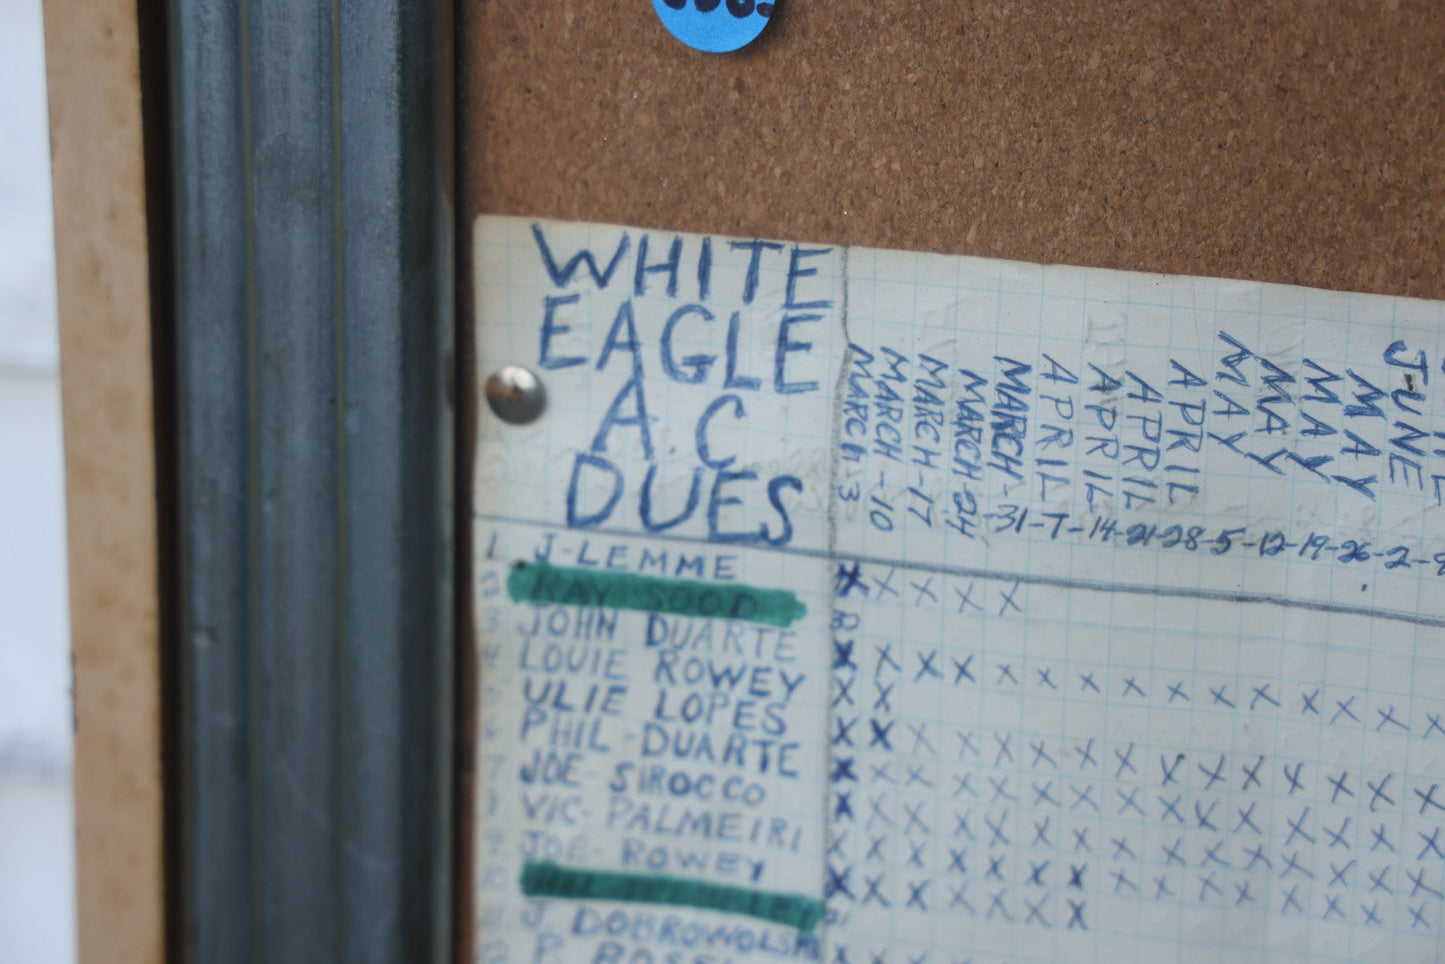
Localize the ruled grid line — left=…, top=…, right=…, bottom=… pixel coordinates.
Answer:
left=470, top=512, right=1445, bottom=632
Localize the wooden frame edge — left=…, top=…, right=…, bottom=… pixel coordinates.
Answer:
left=43, top=0, right=165, bottom=961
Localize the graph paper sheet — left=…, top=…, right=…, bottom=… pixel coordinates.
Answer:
left=471, top=215, right=1445, bottom=963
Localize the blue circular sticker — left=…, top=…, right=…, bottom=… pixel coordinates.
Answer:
left=652, top=0, right=776, bottom=54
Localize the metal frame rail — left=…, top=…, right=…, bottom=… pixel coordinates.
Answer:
left=169, top=1, right=455, bottom=959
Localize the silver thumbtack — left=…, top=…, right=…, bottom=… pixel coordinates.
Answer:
left=485, top=365, right=546, bottom=424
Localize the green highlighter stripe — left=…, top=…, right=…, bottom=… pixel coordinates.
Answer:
left=506, top=562, right=807, bottom=628
left=519, top=860, right=825, bottom=934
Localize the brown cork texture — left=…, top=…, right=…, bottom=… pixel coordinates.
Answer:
left=461, top=0, right=1445, bottom=300
left=43, top=0, right=164, bottom=961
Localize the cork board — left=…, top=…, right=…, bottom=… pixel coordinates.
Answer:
left=44, top=0, right=164, bottom=960
left=461, top=0, right=1445, bottom=300
left=456, top=6, right=1444, bottom=957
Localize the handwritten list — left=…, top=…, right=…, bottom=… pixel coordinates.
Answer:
left=472, top=215, right=1445, bottom=963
